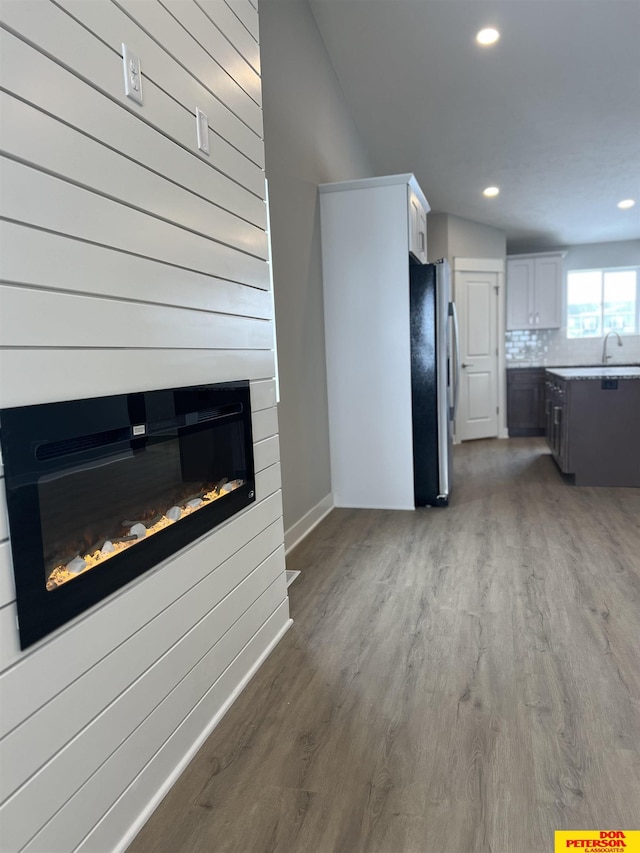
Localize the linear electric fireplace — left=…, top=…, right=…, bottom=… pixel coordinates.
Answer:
left=0, top=381, right=255, bottom=649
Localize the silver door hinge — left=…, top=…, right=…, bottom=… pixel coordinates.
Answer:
left=496, top=406, right=500, bottom=414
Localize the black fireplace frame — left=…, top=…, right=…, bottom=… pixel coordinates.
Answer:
left=0, top=381, right=255, bottom=649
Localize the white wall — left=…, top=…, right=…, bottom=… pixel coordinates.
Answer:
left=563, top=239, right=640, bottom=272
left=259, top=0, right=374, bottom=548
left=427, top=213, right=507, bottom=263
left=0, top=2, right=290, bottom=851
left=426, top=213, right=449, bottom=262
left=448, top=214, right=507, bottom=259
left=505, top=239, right=640, bottom=366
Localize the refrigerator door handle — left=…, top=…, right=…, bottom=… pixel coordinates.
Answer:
left=450, top=301, right=461, bottom=421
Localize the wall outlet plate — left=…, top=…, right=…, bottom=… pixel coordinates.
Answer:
left=122, top=43, right=143, bottom=106
left=196, top=108, right=210, bottom=155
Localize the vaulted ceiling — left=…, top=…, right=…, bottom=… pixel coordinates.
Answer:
left=308, top=0, right=640, bottom=251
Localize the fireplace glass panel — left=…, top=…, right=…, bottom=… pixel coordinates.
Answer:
left=39, top=419, right=247, bottom=591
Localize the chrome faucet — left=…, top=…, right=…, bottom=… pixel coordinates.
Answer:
left=602, top=330, right=623, bottom=363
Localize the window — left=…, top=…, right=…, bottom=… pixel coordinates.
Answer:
left=567, top=267, right=639, bottom=338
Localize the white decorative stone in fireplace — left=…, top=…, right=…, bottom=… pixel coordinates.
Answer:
left=0, top=2, right=288, bottom=851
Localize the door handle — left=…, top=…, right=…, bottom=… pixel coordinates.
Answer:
left=461, top=362, right=474, bottom=368
left=450, top=302, right=461, bottom=420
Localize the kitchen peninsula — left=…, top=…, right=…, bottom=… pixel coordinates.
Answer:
left=544, top=366, right=640, bottom=486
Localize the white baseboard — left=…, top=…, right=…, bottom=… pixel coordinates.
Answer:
left=332, top=501, right=415, bottom=510
left=284, top=492, right=333, bottom=555
left=285, top=570, right=301, bottom=587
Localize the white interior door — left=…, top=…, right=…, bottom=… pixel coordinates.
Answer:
left=455, top=269, right=499, bottom=441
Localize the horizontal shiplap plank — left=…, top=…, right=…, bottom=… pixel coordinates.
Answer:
left=30, top=598, right=290, bottom=853
left=250, top=378, right=277, bottom=412
left=223, top=0, right=259, bottom=43
left=1, top=95, right=267, bottom=258
left=255, top=461, right=281, bottom=502
left=0, top=286, right=273, bottom=350
left=0, top=490, right=283, bottom=734
left=197, top=0, right=260, bottom=71
left=0, top=549, right=283, bottom=835
left=114, top=0, right=262, bottom=134
left=254, top=435, right=280, bottom=473
left=0, top=0, right=264, bottom=168
left=160, top=0, right=261, bottom=100
left=0, top=223, right=272, bottom=320
left=255, top=462, right=281, bottom=502
left=0, top=31, right=266, bottom=220
left=3, top=561, right=286, bottom=852
left=1, top=160, right=269, bottom=287
left=0, top=348, right=276, bottom=409
left=0, top=519, right=284, bottom=803
left=252, top=406, right=279, bottom=442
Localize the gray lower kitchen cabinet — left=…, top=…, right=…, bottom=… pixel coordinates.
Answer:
left=545, top=371, right=640, bottom=486
left=507, top=368, right=546, bottom=435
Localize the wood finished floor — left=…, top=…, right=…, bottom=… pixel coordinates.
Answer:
left=128, top=438, right=640, bottom=853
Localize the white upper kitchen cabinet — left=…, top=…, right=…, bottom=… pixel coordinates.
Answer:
left=318, top=174, right=430, bottom=510
left=408, top=187, right=428, bottom=263
left=506, top=252, right=564, bottom=330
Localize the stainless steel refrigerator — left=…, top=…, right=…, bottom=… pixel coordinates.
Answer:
left=409, top=258, right=460, bottom=506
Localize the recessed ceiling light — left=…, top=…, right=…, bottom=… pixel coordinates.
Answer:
left=617, top=198, right=635, bottom=209
left=477, top=28, right=500, bottom=46
left=483, top=186, right=500, bottom=197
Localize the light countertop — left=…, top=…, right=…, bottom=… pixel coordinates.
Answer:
left=545, top=366, right=640, bottom=380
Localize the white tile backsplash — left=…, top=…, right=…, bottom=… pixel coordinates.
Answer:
left=505, top=328, right=640, bottom=367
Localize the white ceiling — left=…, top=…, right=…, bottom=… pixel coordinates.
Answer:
left=307, top=0, right=640, bottom=252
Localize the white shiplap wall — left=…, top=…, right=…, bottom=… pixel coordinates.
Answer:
left=0, top=2, right=290, bottom=851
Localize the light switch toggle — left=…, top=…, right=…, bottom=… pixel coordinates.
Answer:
left=122, top=43, right=143, bottom=106
left=196, top=108, right=210, bottom=155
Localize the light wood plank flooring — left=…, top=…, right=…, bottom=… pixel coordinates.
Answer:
left=128, top=438, right=640, bottom=853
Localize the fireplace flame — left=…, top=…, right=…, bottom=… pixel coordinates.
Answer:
left=45, top=479, right=244, bottom=591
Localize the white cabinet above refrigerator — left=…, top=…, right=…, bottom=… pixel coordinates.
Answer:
left=408, top=186, right=428, bottom=263
left=319, top=174, right=449, bottom=511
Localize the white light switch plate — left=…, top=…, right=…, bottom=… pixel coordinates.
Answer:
left=122, top=43, right=143, bottom=106
left=196, top=108, right=210, bottom=155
